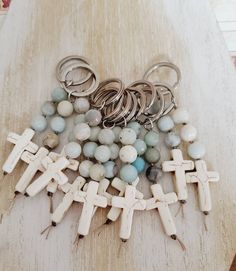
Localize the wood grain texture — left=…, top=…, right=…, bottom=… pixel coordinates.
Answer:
left=0, top=0, right=236, bottom=270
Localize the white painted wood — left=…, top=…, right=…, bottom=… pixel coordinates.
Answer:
left=26, top=156, right=70, bottom=197
left=2, top=128, right=38, bottom=174
left=112, top=186, right=146, bottom=240
left=186, top=160, right=219, bottom=212
left=146, top=183, right=178, bottom=236
left=15, top=147, right=49, bottom=194
left=49, top=149, right=79, bottom=171
left=74, top=181, right=107, bottom=236
left=162, top=149, right=194, bottom=201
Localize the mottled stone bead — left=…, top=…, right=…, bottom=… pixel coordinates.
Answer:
left=85, top=109, right=102, bottom=126
left=187, top=141, right=206, bottom=160
left=133, top=139, right=147, bottom=155
left=103, top=161, right=118, bottom=179
left=172, top=107, right=189, bottom=124
left=64, top=142, right=82, bottom=159
left=42, top=132, right=59, bottom=149
left=164, top=131, right=181, bottom=148
left=89, top=164, right=106, bottom=181
left=157, top=116, right=174, bottom=132
left=94, top=145, right=111, bottom=163
left=41, top=101, right=56, bottom=116
left=79, top=160, right=94, bottom=178
left=57, top=100, right=73, bottom=117
left=146, top=165, right=162, bottom=183
left=180, top=124, right=197, bottom=142
left=31, top=115, right=47, bottom=132
left=112, top=126, right=122, bottom=143
left=119, top=145, right=137, bottom=163
left=119, top=164, right=138, bottom=184
left=74, top=97, right=90, bottom=113
left=109, top=143, right=120, bottom=160
left=127, top=121, right=141, bottom=136
left=51, top=87, right=67, bottom=102
left=98, top=129, right=115, bottom=145
left=145, top=147, right=161, bottom=164
left=83, top=142, right=98, bottom=158
left=73, top=123, right=91, bottom=141
left=74, top=114, right=86, bottom=125
left=132, top=157, right=145, bottom=173
left=144, top=131, right=159, bottom=147
left=119, top=128, right=137, bottom=145
left=50, top=116, right=66, bottom=133
left=89, top=126, right=101, bottom=142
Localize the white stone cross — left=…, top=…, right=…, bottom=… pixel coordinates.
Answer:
left=112, top=185, right=146, bottom=240
left=186, top=160, right=219, bottom=213
left=2, top=128, right=38, bottom=174
left=15, top=147, right=49, bottom=194
left=74, top=181, right=107, bottom=236
left=26, top=156, right=70, bottom=197
left=146, top=183, right=178, bottom=236
left=51, top=176, right=86, bottom=225
left=162, top=149, right=194, bottom=201
left=107, top=177, right=143, bottom=222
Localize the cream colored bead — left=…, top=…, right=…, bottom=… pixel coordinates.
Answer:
left=119, top=128, right=137, bottom=145
left=42, top=132, right=59, bottom=149
left=74, top=98, right=90, bottom=113
left=180, top=124, right=197, bottom=142
left=119, top=145, right=137, bottom=163
left=73, top=123, right=91, bottom=141
left=89, top=164, right=105, bottom=181
left=79, top=160, right=94, bottom=178
left=57, top=100, right=74, bottom=117
left=172, top=107, right=189, bottom=124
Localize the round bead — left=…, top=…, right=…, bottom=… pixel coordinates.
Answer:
left=146, top=165, right=162, bottom=183
left=127, top=121, right=141, bottom=136
left=64, top=142, right=81, bottom=159
left=57, top=100, right=73, bottom=117
left=85, top=109, right=102, bottom=126
left=180, top=124, right=197, bottom=142
left=132, top=157, right=145, bottom=173
left=89, top=126, right=101, bottom=141
left=50, top=116, right=66, bottom=133
left=51, top=87, right=67, bottom=102
left=103, top=161, right=118, bottom=179
left=187, top=141, right=206, bottom=159
left=42, top=132, right=59, bottom=149
left=89, top=164, right=106, bottom=181
left=73, top=123, right=91, bottom=141
left=83, top=142, right=98, bottom=158
left=79, top=160, right=94, bottom=178
left=74, top=114, right=86, bottom=125
left=119, top=128, right=137, bottom=145
left=144, top=131, right=159, bottom=147
left=133, top=139, right=147, bottom=155
left=119, top=145, right=137, bottom=163
left=172, top=107, right=189, bottom=124
left=157, top=116, right=174, bottom=132
left=112, top=126, right=122, bottom=143
left=74, top=98, right=90, bottom=113
left=31, top=115, right=47, bottom=132
left=94, top=145, right=111, bottom=163
left=109, top=143, right=120, bottom=160
left=165, top=132, right=181, bottom=148
left=41, top=101, right=56, bottom=116
left=98, top=129, right=115, bottom=145
left=145, top=148, right=161, bottom=164
left=119, top=164, right=138, bottom=184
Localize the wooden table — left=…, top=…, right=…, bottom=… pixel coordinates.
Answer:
left=0, top=1, right=236, bottom=270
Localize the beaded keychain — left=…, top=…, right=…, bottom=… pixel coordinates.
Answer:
left=2, top=55, right=219, bottom=250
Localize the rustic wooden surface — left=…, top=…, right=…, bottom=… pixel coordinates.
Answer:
left=0, top=0, right=236, bottom=270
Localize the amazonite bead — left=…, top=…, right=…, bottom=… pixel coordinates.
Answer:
left=145, top=148, right=161, bottom=164
left=127, top=121, right=141, bottom=136
left=119, top=128, right=137, bottom=145
left=132, top=157, right=145, bottom=173
left=89, top=164, right=105, bottom=181
left=74, top=114, right=86, bottom=125
left=31, top=115, right=47, bottom=132
left=85, top=109, right=102, bottom=126
left=57, top=100, right=73, bottom=117
left=73, top=123, right=91, bottom=141
left=64, top=142, right=81, bottom=159
left=51, top=87, right=67, bottom=102
left=119, top=145, right=137, bottom=163
left=103, top=161, right=118, bottom=179
left=74, top=97, right=90, bottom=113
left=109, top=143, right=120, bottom=160
left=165, top=132, right=181, bottom=148
left=79, top=160, right=94, bottom=178
left=133, top=139, right=147, bottom=155
left=157, top=116, right=174, bottom=132
left=41, top=101, right=56, bottom=116
left=172, top=107, right=189, bottom=124
left=98, top=129, right=115, bottom=145
left=180, top=124, right=197, bottom=142
left=144, top=131, right=159, bottom=147
left=119, top=164, right=138, bottom=184
left=89, top=126, right=101, bottom=141
left=83, top=142, right=98, bottom=158
left=50, top=116, right=66, bottom=133
left=187, top=141, right=206, bottom=159
left=112, top=126, right=122, bottom=143
left=94, top=145, right=111, bottom=163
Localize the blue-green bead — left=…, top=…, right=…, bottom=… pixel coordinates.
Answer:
left=31, top=115, right=47, bottom=132
left=74, top=114, right=86, bottom=125
left=103, top=161, right=118, bottom=179
left=132, top=157, right=145, bottom=173
left=127, top=121, right=141, bottom=136
left=133, top=139, right=147, bottom=155
left=144, top=147, right=161, bottom=164
left=41, top=101, right=56, bottom=116
left=119, top=164, right=138, bottom=184
left=83, top=142, right=98, bottom=158
left=144, top=131, right=159, bottom=147
left=51, top=87, right=67, bottom=102
left=50, top=116, right=66, bottom=133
